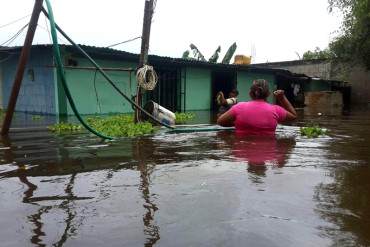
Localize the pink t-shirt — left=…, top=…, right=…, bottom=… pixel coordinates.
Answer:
left=229, top=100, right=287, bottom=135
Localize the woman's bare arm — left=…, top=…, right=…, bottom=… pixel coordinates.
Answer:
left=217, top=109, right=235, bottom=127
left=273, top=90, right=297, bottom=121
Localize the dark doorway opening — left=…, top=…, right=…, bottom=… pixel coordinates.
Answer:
left=145, top=68, right=179, bottom=112
left=211, top=70, right=236, bottom=111
left=276, top=73, right=306, bottom=107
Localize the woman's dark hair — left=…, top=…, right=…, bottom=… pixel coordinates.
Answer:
left=249, top=79, right=270, bottom=100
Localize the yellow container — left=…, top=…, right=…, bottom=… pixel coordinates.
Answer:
left=234, top=55, right=251, bottom=65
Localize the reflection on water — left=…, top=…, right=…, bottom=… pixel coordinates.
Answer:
left=314, top=166, right=370, bottom=247
left=0, top=108, right=369, bottom=246
left=303, top=105, right=344, bottom=116
left=217, top=132, right=296, bottom=181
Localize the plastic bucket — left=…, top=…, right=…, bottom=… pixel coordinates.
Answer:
left=144, top=101, right=176, bottom=126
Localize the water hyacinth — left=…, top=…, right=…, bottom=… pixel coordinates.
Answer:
left=48, top=114, right=156, bottom=137
left=48, top=122, right=82, bottom=133
left=300, top=126, right=327, bottom=138
left=175, top=112, right=195, bottom=124
left=86, top=115, right=156, bottom=137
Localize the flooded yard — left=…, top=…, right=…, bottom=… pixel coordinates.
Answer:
left=0, top=108, right=369, bottom=246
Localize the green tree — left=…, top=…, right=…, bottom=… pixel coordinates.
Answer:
left=302, top=47, right=332, bottom=60
left=189, top=43, right=206, bottom=61
left=328, top=0, right=370, bottom=69
left=208, top=46, right=221, bottom=63
left=182, top=50, right=190, bottom=59
left=221, top=42, right=237, bottom=64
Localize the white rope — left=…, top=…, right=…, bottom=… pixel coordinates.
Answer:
left=136, top=65, right=158, bottom=91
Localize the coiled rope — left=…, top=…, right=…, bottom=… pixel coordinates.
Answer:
left=136, top=65, right=158, bottom=91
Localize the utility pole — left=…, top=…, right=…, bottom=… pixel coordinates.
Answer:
left=1, top=0, right=44, bottom=135
left=135, top=0, right=155, bottom=122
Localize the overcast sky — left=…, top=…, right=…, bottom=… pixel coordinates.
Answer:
left=0, top=0, right=342, bottom=63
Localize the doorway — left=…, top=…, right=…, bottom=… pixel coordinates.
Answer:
left=211, top=70, right=236, bottom=111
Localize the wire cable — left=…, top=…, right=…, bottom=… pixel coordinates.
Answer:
left=0, top=23, right=29, bottom=47
left=44, top=15, right=52, bottom=44
left=0, top=14, right=31, bottom=29
left=44, top=0, right=113, bottom=140
left=107, top=36, right=141, bottom=48
left=37, top=24, right=66, bottom=44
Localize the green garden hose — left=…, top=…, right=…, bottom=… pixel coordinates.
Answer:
left=44, top=0, right=175, bottom=140
left=45, top=0, right=113, bottom=139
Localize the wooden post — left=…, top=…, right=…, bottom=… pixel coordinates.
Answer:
left=1, top=0, right=44, bottom=135
left=135, top=0, right=155, bottom=122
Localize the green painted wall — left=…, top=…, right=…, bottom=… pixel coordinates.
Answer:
left=236, top=71, right=276, bottom=103
left=58, top=55, right=137, bottom=115
left=185, top=67, right=212, bottom=110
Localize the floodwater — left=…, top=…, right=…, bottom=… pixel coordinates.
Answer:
left=0, top=107, right=369, bottom=247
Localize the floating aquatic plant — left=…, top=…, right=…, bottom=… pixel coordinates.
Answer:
left=300, top=125, right=327, bottom=138
left=175, top=112, right=195, bottom=124
left=86, top=114, right=156, bottom=137
left=48, top=122, right=82, bottom=133
left=48, top=115, right=158, bottom=137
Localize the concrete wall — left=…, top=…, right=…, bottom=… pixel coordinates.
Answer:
left=1, top=47, right=56, bottom=114
left=305, top=91, right=343, bottom=107
left=59, top=55, right=137, bottom=115
left=331, top=64, right=370, bottom=104
left=184, top=67, right=212, bottom=111
left=237, top=71, right=276, bottom=103
left=258, top=59, right=370, bottom=104
left=279, top=62, right=331, bottom=79
left=258, top=60, right=332, bottom=80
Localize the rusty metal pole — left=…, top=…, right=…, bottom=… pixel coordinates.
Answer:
left=135, top=0, right=155, bottom=122
left=1, top=0, right=44, bottom=135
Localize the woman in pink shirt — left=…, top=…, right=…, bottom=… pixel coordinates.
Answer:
left=217, top=79, right=297, bottom=135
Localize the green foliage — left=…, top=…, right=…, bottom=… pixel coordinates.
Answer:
left=48, top=115, right=157, bottom=137
left=221, top=42, right=237, bottom=64
left=183, top=43, right=237, bottom=64
left=48, top=122, right=82, bottom=133
left=0, top=109, right=5, bottom=118
left=302, top=47, right=332, bottom=60
left=31, top=115, right=44, bottom=121
left=328, top=0, right=370, bottom=69
left=300, top=126, right=327, bottom=138
left=86, top=115, right=156, bottom=137
left=189, top=43, right=206, bottom=61
left=208, top=46, right=221, bottom=63
left=182, top=50, right=190, bottom=59
left=175, top=112, right=195, bottom=124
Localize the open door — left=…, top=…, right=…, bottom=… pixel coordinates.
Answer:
left=211, top=70, right=236, bottom=111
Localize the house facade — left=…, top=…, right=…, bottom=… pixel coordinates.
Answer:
left=0, top=45, right=339, bottom=117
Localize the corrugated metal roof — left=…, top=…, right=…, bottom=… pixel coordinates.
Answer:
left=1, top=44, right=292, bottom=74
left=254, top=58, right=329, bottom=67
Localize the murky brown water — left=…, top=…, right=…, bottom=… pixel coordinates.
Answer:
left=0, top=107, right=369, bottom=247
